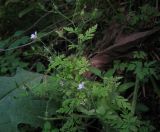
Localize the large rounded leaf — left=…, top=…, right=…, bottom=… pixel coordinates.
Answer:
left=0, top=68, right=57, bottom=132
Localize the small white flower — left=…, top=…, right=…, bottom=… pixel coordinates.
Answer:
left=78, top=82, right=85, bottom=90
left=60, top=81, right=64, bottom=86
left=30, top=31, right=37, bottom=40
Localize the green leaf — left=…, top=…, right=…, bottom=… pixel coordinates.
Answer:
left=119, top=63, right=127, bottom=71
left=78, top=24, right=97, bottom=43
left=127, top=63, right=136, bottom=71
left=36, top=62, right=45, bottom=72
left=118, top=82, right=135, bottom=93
left=89, top=67, right=101, bottom=77
left=0, top=40, right=7, bottom=49
left=96, top=105, right=106, bottom=115
left=9, top=36, right=29, bottom=48
left=13, top=31, right=24, bottom=37
left=104, top=69, right=115, bottom=77
left=0, top=68, right=57, bottom=132
left=78, top=107, right=95, bottom=116
left=63, top=27, right=75, bottom=33
left=43, top=121, right=52, bottom=131
left=84, top=24, right=97, bottom=40
left=114, top=96, right=131, bottom=110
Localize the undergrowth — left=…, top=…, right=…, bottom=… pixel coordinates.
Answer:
left=0, top=0, right=160, bottom=132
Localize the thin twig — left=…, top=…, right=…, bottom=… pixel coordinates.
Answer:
left=24, top=12, right=52, bottom=33
left=0, top=29, right=56, bottom=53
left=0, top=41, right=34, bottom=52
left=38, top=113, right=92, bottom=121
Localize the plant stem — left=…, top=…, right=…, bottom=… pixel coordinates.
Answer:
left=52, top=2, right=75, bottom=28
left=38, top=113, right=92, bottom=121
left=131, top=76, right=139, bottom=115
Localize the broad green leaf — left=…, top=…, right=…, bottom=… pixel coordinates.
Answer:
left=0, top=68, right=57, bottom=132
left=13, top=31, right=24, bottom=37
left=0, top=39, right=10, bottom=49
left=9, top=36, right=29, bottom=48
left=36, top=62, right=45, bottom=72
left=43, top=121, right=52, bottom=131
left=0, top=41, right=7, bottom=49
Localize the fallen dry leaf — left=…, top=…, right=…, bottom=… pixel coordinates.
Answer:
left=85, top=27, right=160, bottom=79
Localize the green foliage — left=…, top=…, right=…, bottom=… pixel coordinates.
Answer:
left=0, top=68, right=57, bottom=132
left=0, top=30, right=29, bottom=49
left=61, top=24, right=97, bottom=54
left=78, top=24, right=97, bottom=44
left=49, top=55, right=89, bottom=79
left=0, top=51, right=28, bottom=75
left=32, top=77, right=61, bottom=98
left=29, top=54, right=154, bottom=131
left=43, top=121, right=58, bottom=132
left=128, top=4, right=160, bottom=27
left=0, top=31, right=31, bottom=75
left=105, top=51, right=158, bottom=130
left=112, top=51, right=157, bottom=81
left=0, top=0, right=159, bottom=131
